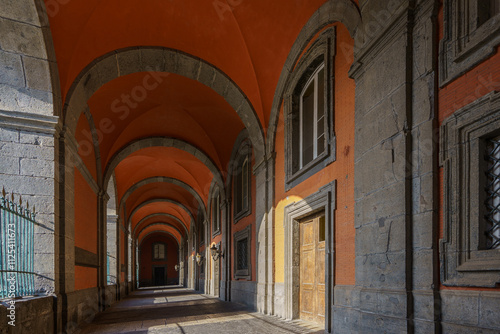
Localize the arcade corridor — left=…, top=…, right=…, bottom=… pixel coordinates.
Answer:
left=1, top=0, right=500, bottom=333
left=78, top=287, right=323, bottom=334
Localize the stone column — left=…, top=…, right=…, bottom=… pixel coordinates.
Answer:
left=55, top=126, right=77, bottom=331
left=97, top=190, right=109, bottom=311
left=254, top=155, right=274, bottom=314
left=220, top=199, right=230, bottom=301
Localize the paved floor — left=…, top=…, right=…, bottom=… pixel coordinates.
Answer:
left=77, top=286, right=324, bottom=334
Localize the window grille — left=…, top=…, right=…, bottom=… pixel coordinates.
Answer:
left=0, top=189, right=36, bottom=298
left=237, top=238, right=248, bottom=270
left=484, top=137, right=500, bottom=249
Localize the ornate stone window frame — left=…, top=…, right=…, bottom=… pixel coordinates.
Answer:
left=209, top=183, right=221, bottom=238
left=233, top=140, right=252, bottom=223
left=284, top=27, right=336, bottom=191
left=283, top=181, right=335, bottom=332
left=439, top=0, right=500, bottom=86
left=233, top=225, right=251, bottom=280
left=440, top=91, right=500, bottom=287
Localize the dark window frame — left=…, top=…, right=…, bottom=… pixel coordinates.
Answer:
left=284, top=27, right=336, bottom=191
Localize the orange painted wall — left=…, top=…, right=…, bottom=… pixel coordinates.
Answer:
left=437, top=5, right=500, bottom=291
left=74, top=169, right=98, bottom=291
left=139, top=235, right=179, bottom=285
left=274, top=23, right=355, bottom=285
left=230, top=149, right=257, bottom=281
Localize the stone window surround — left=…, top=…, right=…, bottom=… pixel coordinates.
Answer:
left=284, top=27, right=336, bottom=191
left=233, top=140, right=252, bottom=223
left=283, top=181, right=335, bottom=332
left=440, top=91, right=500, bottom=287
left=439, top=0, right=500, bottom=86
left=233, top=225, right=252, bottom=280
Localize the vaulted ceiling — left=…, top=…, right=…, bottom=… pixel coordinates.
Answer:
left=46, top=0, right=355, bottom=244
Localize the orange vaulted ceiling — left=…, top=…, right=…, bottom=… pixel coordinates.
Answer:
left=86, top=72, right=244, bottom=171
left=45, top=0, right=332, bottom=131
left=130, top=202, right=192, bottom=233
left=123, top=182, right=201, bottom=224
left=139, top=225, right=182, bottom=245
left=113, top=146, right=213, bottom=204
left=130, top=202, right=191, bottom=234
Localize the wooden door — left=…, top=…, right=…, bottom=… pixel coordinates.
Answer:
left=299, top=214, right=326, bottom=325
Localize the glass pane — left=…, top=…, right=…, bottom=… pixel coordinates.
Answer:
left=319, top=216, right=326, bottom=242
left=159, top=244, right=165, bottom=259
left=302, top=80, right=315, bottom=166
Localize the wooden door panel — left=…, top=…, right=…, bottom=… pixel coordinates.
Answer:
left=299, top=214, right=326, bottom=327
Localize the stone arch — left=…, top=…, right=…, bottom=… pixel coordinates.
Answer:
left=103, top=137, right=225, bottom=199
left=128, top=199, right=195, bottom=232
left=119, top=177, right=207, bottom=228
left=133, top=213, right=189, bottom=238
left=266, top=0, right=361, bottom=156
left=136, top=222, right=184, bottom=243
left=139, top=231, right=180, bottom=247
left=62, top=47, right=265, bottom=161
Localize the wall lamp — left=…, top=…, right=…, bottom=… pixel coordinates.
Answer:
left=195, top=253, right=203, bottom=266
left=210, top=243, right=224, bottom=261
left=174, top=264, right=179, bottom=271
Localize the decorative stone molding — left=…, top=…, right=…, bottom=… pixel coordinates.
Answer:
left=0, top=109, right=59, bottom=134
left=439, top=0, right=500, bottom=86
left=283, top=181, right=335, bottom=331
left=440, top=91, right=500, bottom=286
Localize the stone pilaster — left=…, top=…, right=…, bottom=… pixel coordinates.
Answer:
left=254, top=154, right=274, bottom=314
left=342, top=0, right=440, bottom=333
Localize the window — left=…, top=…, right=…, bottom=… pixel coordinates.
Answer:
left=440, top=0, right=500, bottom=86
left=299, top=65, right=325, bottom=169
left=152, top=243, right=166, bottom=261
left=233, top=142, right=252, bottom=222
left=284, top=27, right=336, bottom=190
left=440, top=91, right=500, bottom=287
left=233, top=225, right=251, bottom=279
left=212, top=188, right=221, bottom=236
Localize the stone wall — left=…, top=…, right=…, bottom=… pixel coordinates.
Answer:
left=231, top=280, right=256, bottom=309
left=0, top=296, right=55, bottom=334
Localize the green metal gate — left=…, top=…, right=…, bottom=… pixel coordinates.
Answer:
left=0, top=189, right=36, bottom=298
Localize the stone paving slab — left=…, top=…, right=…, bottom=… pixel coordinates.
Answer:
left=77, top=287, right=323, bottom=334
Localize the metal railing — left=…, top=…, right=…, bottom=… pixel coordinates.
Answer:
left=107, top=253, right=117, bottom=285
left=0, top=188, right=36, bottom=298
